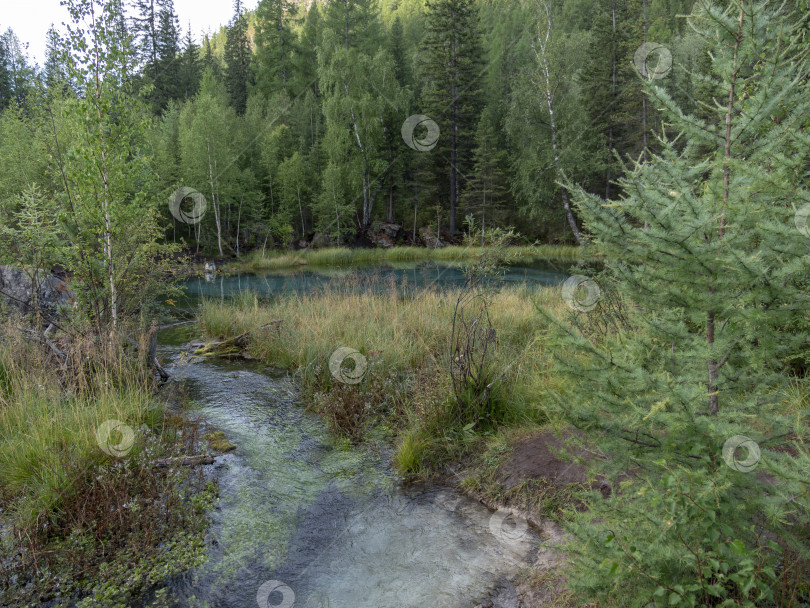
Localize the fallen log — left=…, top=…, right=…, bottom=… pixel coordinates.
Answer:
left=193, top=320, right=282, bottom=356
left=155, top=454, right=215, bottom=468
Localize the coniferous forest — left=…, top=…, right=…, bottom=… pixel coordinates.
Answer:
left=1, top=0, right=810, bottom=607
left=0, top=0, right=735, bottom=252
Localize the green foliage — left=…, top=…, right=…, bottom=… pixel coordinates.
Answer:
left=542, top=1, right=810, bottom=604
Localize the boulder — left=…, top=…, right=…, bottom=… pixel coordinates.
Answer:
left=0, top=265, right=74, bottom=316
left=418, top=226, right=445, bottom=249
left=366, top=221, right=402, bottom=248
left=310, top=232, right=334, bottom=249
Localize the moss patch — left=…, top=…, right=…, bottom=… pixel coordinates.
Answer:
left=203, top=431, right=237, bottom=453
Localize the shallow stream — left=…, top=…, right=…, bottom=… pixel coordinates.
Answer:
left=156, top=259, right=568, bottom=608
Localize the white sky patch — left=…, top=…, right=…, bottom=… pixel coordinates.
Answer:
left=3, top=0, right=257, bottom=66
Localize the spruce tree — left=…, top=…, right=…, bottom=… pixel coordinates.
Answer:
left=291, top=3, right=321, bottom=98
left=224, top=0, right=252, bottom=114
left=254, top=0, right=297, bottom=98
left=178, top=24, right=202, bottom=99
left=420, top=0, right=485, bottom=234
left=43, top=26, right=70, bottom=92
left=544, top=1, right=810, bottom=604
left=0, top=33, right=9, bottom=110
left=154, top=0, right=181, bottom=111
left=321, top=0, right=382, bottom=55
left=462, top=111, right=510, bottom=241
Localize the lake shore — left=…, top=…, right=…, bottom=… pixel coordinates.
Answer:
left=199, top=244, right=587, bottom=275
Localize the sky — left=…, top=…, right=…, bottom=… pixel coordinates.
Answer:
left=3, top=0, right=258, bottom=66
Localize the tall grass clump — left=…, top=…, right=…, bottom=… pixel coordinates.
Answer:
left=0, top=320, right=212, bottom=606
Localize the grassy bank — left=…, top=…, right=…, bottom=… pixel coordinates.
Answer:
left=198, top=280, right=568, bottom=469
left=227, top=244, right=583, bottom=273
left=0, top=323, right=214, bottom=607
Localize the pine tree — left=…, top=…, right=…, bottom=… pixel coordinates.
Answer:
left=254, top=0, right=297, bottom=98
left=224, top=0, right=252, bottom=113
left=545, top=1, right=810, bottom=603
left=420, top=0, right=485, bottom=234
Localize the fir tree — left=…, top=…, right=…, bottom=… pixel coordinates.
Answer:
left=390, top=16, right=409, bottom=87
left=545, top=1, right=810, bottom=603
left=201, top=34, right=221, bottom=81
left=321, top=0, right=382, bottom=56
left=154, top=0, right=181, bottom=111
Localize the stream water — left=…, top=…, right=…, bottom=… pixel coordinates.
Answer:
left=156, top=259, right=569, bottom=608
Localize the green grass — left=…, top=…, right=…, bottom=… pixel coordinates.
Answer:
left=0, top=323, right=213, bottom=606
left=228, top=244, right=584, bottom=272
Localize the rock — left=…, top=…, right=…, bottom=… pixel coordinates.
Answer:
left=203, top=261, right=217, bottom=272
left=418, top=226, right=445, bottom=249
left=366, top=222, right=402, bottom=248
left=371, top=221, right=402, bottom=239
left=310, top=232, right=334, bottom=249
left=0, top=265, right=74, bottom=316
